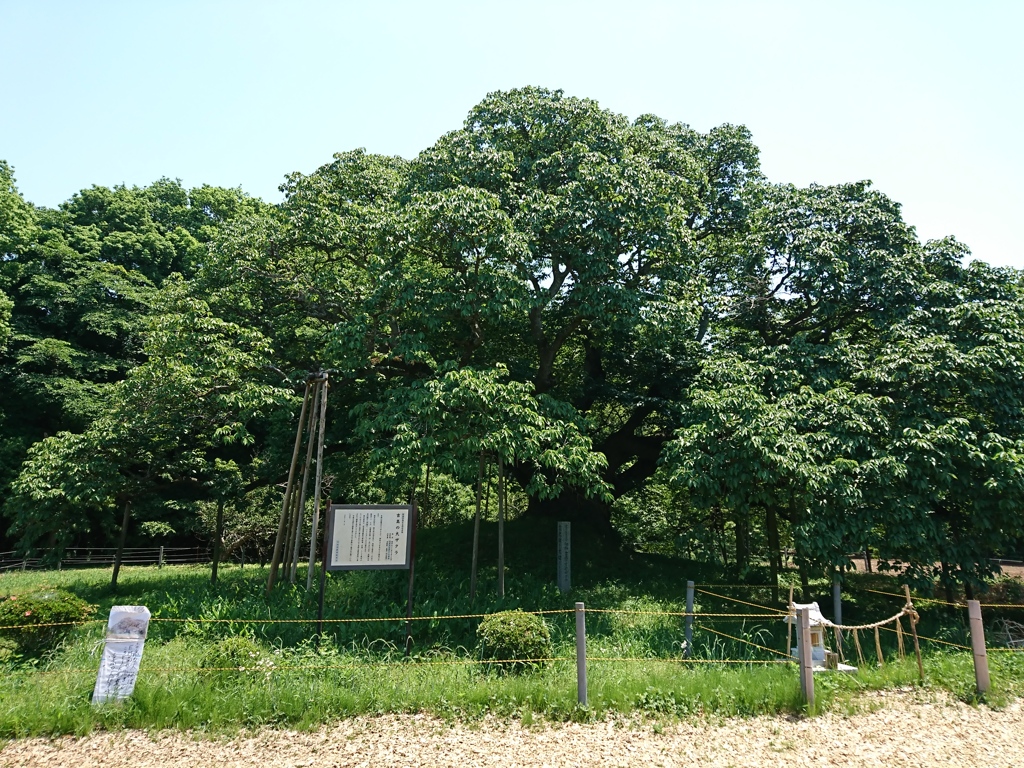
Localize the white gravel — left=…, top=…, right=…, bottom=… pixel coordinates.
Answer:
left=2, top=690, right=1021, bottom=767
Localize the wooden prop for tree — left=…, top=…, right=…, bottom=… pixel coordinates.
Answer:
left=305, top=374, right=329, bottom=590
left=267, top=374, right=331, bottom=592
left=289, top=380, right=320, bottom=583
left=266, top=381, right=311, bottom=593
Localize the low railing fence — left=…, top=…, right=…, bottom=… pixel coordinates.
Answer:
left=1, top=581, right=1020, bottom=710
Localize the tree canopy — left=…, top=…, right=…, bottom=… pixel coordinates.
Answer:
left=2, top=87, right=1022, bottom=592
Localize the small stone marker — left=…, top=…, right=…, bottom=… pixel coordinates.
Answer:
left=92, top=605, right=150, bottom=705
left=557, top=522, right=571, bottom=593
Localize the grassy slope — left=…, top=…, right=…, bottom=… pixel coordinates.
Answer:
left=0, top=517, right=1022, bottom=735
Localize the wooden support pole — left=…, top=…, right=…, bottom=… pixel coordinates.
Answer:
left=903, top=585, right=924, bottom=682
left=968, top=599, right=991, bottom=694
left=158, top=546, right=164, bottom=570
left=266, top=382, right=312, bottom=593
left=306, top=375, right=330, bottom=590
left=290, top=381, right=320, bottom=583
left=874, top=626, right=885, bottom=666
left=797, top=606, right=814, bottom=710
left=684, top=580, right=695, bottom=659
left=575, top=601, right=588, bottom=706
left=786, top=587, right=794, bottom=658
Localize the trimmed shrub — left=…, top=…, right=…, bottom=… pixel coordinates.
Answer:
left=201, top=635, right=272, bottom=677
left=0, top=589, right=96, bottom=655
left=476, top=609, right=552, bottom=674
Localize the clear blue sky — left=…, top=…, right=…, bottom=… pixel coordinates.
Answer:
left=2, top=1, right=1020, bottom=266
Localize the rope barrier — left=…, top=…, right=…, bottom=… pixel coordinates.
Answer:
left=695, top=623, right=794, bottom=659
left=586, top=609, right=782, bottom=619
left=694, top=588, right=788, bottom=614
left=859, top=587, right=1024, bottom=610
left=820, top=607, right=914, bottom=632
left=0, top=619, right=105, bottom=631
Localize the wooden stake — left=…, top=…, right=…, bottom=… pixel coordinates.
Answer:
left=874, top=626, right=885, bottom=666
left=903, top=585, right=924, bottom=682
left=267, top=382, right=312, bottom=593
left=968, top=599, right=991, bottom=694
left=785, top=586, right=794, bottom=658
left=306, top=375, right=329, bottom=590
left=797, top=607, right=814, bottom=710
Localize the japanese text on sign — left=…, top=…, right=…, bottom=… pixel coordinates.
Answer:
left=327, top=505, right=412, bottom=570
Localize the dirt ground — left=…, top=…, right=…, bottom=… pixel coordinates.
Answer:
left=2, top=690, right=1022, bottom=768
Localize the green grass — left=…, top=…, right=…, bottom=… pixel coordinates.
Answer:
left=1, top=518, right=1022, bottom=735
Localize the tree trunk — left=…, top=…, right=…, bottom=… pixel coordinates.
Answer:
left=765, top=506, right=781, bottom=604
left=734, top=507, right=750, bottom=574
left=211, top=499, right=225, bottom=585
left=798, top=560, right=811, bottom=604
left=111, top=501, right=131, bottom=590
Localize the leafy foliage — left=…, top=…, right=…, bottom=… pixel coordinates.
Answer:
left=476, top=609, right=553, bottom=674
left=0, top=588, right=95, bottom=655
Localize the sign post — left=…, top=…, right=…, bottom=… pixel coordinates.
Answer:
left=557, top=522, right=571, bottom=593
left=319, top=503, right=416, bottom=651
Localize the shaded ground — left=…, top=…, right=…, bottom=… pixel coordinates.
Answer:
left=2, top=690, right=1021, bottom=768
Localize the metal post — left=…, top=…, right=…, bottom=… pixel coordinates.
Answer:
left=158, top=546, right=164, bottom=569
left=684, top=580, right=694, bottom=659
left=405, top=500, right=418, bottom=657
left=797, top=607, right=814, bottom=710
left=575, top=601, right=588, bottom=706
left=968, top=600, right=990, bottom=694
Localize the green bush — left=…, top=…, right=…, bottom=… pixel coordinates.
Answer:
left=476, top=609, right=552, bottom=674
left=0, top=589, right=95, bottom=655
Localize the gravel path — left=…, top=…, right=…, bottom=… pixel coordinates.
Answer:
left=3, top=691, right=1021, bottom=767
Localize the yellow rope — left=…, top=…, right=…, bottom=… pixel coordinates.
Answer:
left=860, top=588, right=1024, bottom=611
left=695, top=624, right=794, bottom=658
left=878, top=624, right=972, bottom=651
left=0, top=619, right=104, bottom=631
left=694, top=588, right=787, bottom=614
left=587, top=609, right=782, bottom=619
left=588, top=657, right=788, bottom=665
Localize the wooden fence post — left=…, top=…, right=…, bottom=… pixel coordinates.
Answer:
left=797, top=607, right=814, bottom=710
left=158, top=546, right=164, bottom=569
left=903, top=585, right=924, bottom=682
left=575, top=601, right=588, bottom=706
left=832, top=575, right=843, bottom=645
left=968, top=599, right=990, bottom=694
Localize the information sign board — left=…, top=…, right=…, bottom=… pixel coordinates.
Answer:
left=325, top=504, right=413, bottom=570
